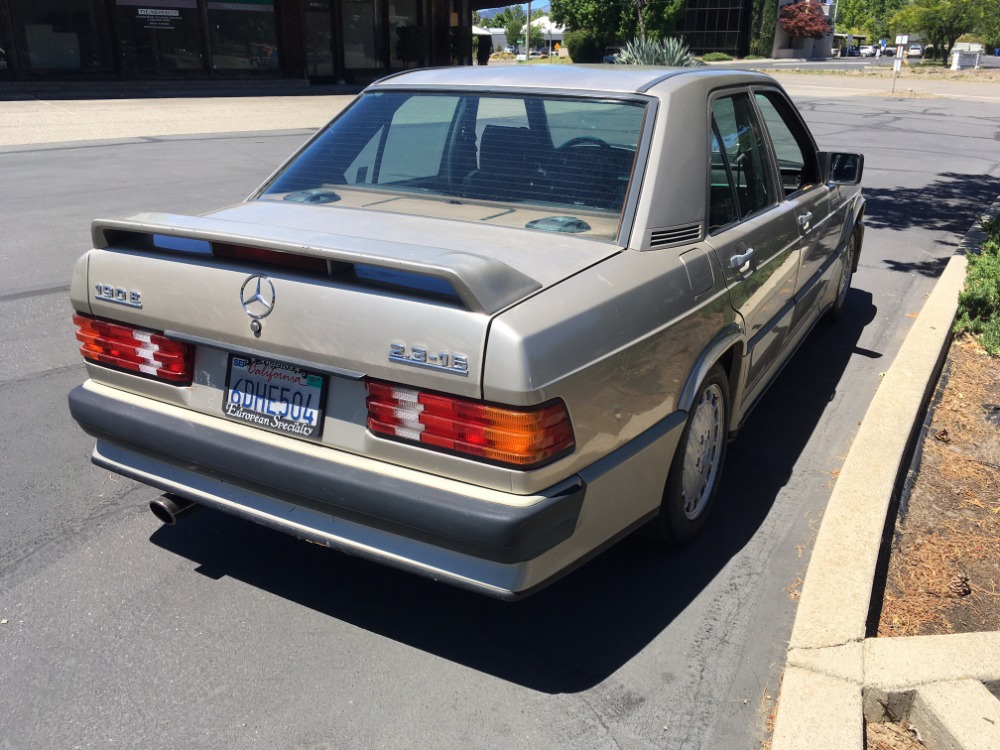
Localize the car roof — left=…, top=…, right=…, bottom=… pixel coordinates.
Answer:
left=367, top=64, right=780, bottom=97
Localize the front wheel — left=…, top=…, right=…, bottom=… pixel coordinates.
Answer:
left=828, top=230, right=858, bottom=321
left=644, top=365, right=730, bottom=545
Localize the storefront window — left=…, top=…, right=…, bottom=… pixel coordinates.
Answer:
left=116, top=0, right=205, bottom=76
left=342, top=0, right=382, bottom=70
left=9, top=0, right=113, bottom=73
left=208, top=0, right=278, bottom=71
left=0, top=6, right=11, bottom=79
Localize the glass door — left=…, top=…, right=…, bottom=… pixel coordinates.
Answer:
left=341, top=0, right=383, bottom=73
left=303, top=2, right=334, bottom=79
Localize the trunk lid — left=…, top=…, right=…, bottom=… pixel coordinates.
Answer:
left=84, top=202, right=622, bottom=397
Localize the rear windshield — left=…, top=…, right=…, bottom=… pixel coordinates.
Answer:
left=258, top=91, right=647, bottom=240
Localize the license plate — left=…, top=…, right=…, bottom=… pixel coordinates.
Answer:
left=223, top=355, right=326, bottom=439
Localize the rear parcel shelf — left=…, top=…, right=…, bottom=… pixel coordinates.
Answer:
left=91, top=213, right=542, bottom=314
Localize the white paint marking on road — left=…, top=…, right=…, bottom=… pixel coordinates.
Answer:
left=33, top=99, right=81, bottom=117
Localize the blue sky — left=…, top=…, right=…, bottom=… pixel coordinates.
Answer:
left=479, top=4, right=551, bottom=19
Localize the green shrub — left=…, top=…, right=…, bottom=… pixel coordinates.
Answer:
left=615, top=37, right=702, bottom=67
left=563, top=29, right=608, bottom=63
left=954, top=213, right=1000, bottom=354
left=702, top=52, right=733, bottom=62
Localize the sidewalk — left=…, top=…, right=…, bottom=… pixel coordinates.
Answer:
left=771, top=203, right=1000, bottom=750
left=3, top=70, right=997, bottom=748
left=2, top=69, right=999, bottom=148
left=0, top=91, right=357, bottom=148
left=774, top=71, right=1000, bottom=103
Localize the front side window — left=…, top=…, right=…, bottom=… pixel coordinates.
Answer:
left=754, top=91, right=818, bottom=195
left=708, top=93, right=777, bottom=232
left=260, top=91, right=647, bottom=240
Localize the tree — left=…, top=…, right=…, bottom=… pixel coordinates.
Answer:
left=549, top=0, right=684, bottom=43
left=751, top=0, right=781, bottom=55
left=835, top=0, right=910, bottom=44
left=893, top=0, right=983, bottom=62
left=634, top=0, right=648, bottom=39
left=527, top=21, right=544, bottom=50
left=779, top=0, right=832, bottom=39
left=562, top=28, right=608, bottom=61
left=550, top=0, right=629, bottom=37
left=979, top=3, right=1000, bottom=52
left=496, top=5, right=526, bottom=48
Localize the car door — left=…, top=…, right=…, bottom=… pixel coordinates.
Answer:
left=751, top=88, right=842, bottom=338
left=704, top=90, right=802, bottom=406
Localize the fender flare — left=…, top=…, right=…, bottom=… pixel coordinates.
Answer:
left=677, top=323, right=746, bottom=418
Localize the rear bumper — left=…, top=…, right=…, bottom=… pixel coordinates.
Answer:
left=69, top=383, right=585, bottom=572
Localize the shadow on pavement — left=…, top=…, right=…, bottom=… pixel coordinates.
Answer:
left=864, top=172, right=1000, bottom=239
left=150, top=290, right=877, bottom=693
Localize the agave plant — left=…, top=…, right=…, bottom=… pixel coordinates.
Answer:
left=615, top=37, right=702, bottom=67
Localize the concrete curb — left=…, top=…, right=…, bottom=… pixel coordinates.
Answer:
left=771, top=202, right=1000, bottom=749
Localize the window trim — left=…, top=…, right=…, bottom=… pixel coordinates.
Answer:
left=749, top=86, right=823, bottom=200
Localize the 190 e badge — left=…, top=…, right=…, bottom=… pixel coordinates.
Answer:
left=94, top=283, right=142, bottom=308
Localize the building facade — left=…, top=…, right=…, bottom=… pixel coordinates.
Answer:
left=677, top=0, right=749, bottom=57
left=0, top=0, right=470, bottom=84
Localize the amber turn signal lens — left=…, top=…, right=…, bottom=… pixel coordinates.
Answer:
left=366, top=380, right=574, bottom=468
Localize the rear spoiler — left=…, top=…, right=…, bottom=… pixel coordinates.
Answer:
left=91, top=213, right=541, bottom=315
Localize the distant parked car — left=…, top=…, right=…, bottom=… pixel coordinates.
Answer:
left=908, top=44, right=923, bottom=57
left=859, top=45, right=876, bottom=57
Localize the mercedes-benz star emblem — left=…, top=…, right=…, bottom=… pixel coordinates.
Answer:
left=240, top=275, right=275, bottom=319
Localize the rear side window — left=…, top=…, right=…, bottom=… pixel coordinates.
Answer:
left=708, top=93, right=777, bottom=232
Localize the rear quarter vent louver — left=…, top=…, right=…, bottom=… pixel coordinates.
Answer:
left=648, top=223, right=703, bottom=249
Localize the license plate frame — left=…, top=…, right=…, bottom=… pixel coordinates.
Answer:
left=223, top=355, right=326, bottom=440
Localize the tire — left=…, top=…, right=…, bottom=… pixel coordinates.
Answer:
left=645, top=364, right=730, bottom=545
left=827, top=230, right=858, bottom=321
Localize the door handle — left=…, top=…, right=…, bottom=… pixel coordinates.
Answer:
left=798, top=212, right=813, bottom=228
left=730, top=247, right=754, bottom=272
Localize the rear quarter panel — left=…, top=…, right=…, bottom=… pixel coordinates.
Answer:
left=484, top=246, right=736, bottom=494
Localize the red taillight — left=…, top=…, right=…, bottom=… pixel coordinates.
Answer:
left=366, top=380, right=575, bottom=468
left=72, top=313, right=194, bottom=384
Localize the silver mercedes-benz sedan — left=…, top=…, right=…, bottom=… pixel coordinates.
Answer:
left=68, top=66, right=864, bottom=598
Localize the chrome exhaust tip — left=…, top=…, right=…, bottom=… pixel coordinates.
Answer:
left=149, top=493, right=202, bottom=525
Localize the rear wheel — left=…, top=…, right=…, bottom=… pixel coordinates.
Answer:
left=645, top=365, right=730, bottom=544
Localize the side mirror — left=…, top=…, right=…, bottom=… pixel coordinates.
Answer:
left=817, top=152, right=864, bottom=185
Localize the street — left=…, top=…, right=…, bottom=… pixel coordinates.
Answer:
left=2, top=90, right=1000, bottom=749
